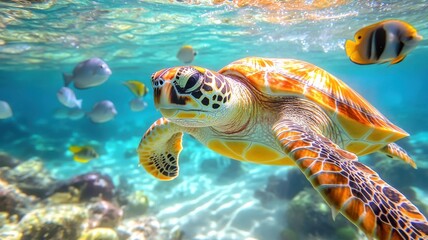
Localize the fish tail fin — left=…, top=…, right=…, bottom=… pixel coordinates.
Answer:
left=76, top=99, right=83, bottom=109
left=63, top=73, right=73, bottom=86
left=69, top=145, right=82, bottom=153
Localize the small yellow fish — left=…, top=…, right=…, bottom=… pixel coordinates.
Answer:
left=123, top=80, right=149, bottom=98
left=69, top=145, right=99, bottom=163
left=177, top=45, right=197, bottom=64
left=345, top=19, right=422, bottom=65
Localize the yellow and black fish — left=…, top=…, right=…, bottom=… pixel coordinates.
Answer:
left=123, top=80, right=149, bottom=98
left=69, top=145, right=99, bottom=163
left=345, top=19, right=422, bottom=65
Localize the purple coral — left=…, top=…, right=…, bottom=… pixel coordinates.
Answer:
left=46, top=172, right=115, bottom=202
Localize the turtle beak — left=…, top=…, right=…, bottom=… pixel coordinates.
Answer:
left=152, top=68, right=201, bottom=111
left=154, top=81, right=195, bottom=110
left=152, top=81, right=162, bottom=108
left=152, top=69, right=171, bottom=108
left=153, top=81, right=175, bottom=109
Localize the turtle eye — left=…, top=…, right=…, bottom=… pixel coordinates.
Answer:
left=174, top=68, right=203, bottom=93
left=184, top=72, right=202, bottom=90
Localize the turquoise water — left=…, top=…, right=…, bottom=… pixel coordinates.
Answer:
left=1, top=1, right=428, bottom=239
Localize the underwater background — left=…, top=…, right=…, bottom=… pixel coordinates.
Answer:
left=0, top=1, right=428, bottom=239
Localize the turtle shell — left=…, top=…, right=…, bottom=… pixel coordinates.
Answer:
left=219, top=57, right=408, bottom=155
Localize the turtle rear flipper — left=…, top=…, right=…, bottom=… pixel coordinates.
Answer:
left=273, top=119, right=428, bottom=239
left=138, top=118, right=183, bottom=180
left=378, top=143, right=417, bottom=169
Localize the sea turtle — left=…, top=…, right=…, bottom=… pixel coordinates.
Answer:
left=137, top=57, right=428, bottom=239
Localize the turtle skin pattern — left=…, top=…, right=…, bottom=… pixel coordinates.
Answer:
left=274, top=119, right=428, bottom=240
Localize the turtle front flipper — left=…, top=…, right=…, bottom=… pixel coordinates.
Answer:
left=378, top=143, right=417, bottom=169
left=138, top=117, right=183, bottom=180
left=273, top=119, right=428, bottom=239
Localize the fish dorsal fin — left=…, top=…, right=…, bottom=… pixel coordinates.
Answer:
left=69, top=146, right=82, bottom=153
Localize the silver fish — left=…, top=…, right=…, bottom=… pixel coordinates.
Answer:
left=87, top=100, right=117, bottom=123
left=68, top=108, right=85, bottom=120
left=63, top=57, right=112, bottom=89
left=57, top=87, right=82, bottom=109
left=0, top=101, right=12, bottom=119
left=129, top=98, right=148, bottom=112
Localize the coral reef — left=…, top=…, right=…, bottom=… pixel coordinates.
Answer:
left=117, top=216, right=160, bottom=240
left=216, top=160, right=246, bottom=184
left=283, top=189, right=358, bottom=240
left=79, top=227, right=119, bottom=240
left=370, top=157, right=428, bottom=190
left=0, top=218, right=22, bottom=240
left=46, top=186, right=81, bottom=204
left=169, top=227, right=185, bottom=240
left=199, top=157, right=246, bottom=184
left=0, top=152, right=21, bottom=168
left=0, top=158, right=56, bottom=198
left=18, top=205, right=88, bottom=240
left=0, top=152, right=163, bottom=239
left=7, top=138, right=426, bottom=240
left=116, top=175, right=133, bottom=206
left=0, top=179, right=36, bottom=220
left=46, top=172, right=115, bottom=202
left=122, top=190, right=149, bottom=218
left=254, top=169, right=309, bottom=207
left=87, top=200, right=123, bottom=229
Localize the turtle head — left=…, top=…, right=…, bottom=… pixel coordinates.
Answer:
left=151, top=66, right=233, bottom=127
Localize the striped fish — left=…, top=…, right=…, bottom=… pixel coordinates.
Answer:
left=345, top=20, right=422, bottom=65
